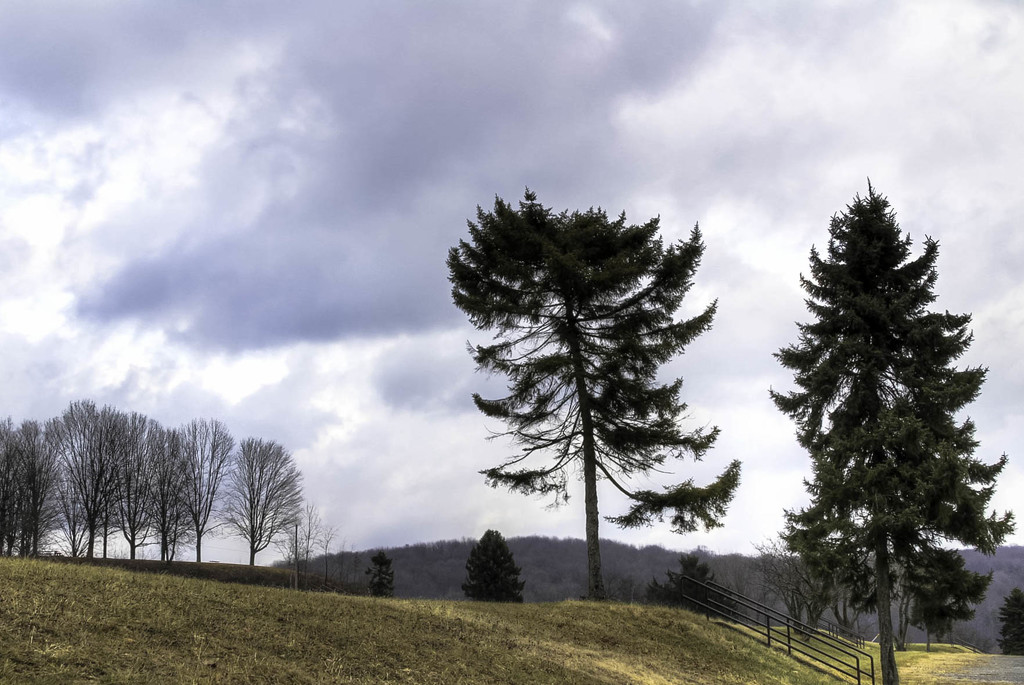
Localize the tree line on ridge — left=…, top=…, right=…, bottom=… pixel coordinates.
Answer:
left=0, top=399, right=305, bottom=566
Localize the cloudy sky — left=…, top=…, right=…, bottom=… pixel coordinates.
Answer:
left=2, top=1, right=1023, bottom=564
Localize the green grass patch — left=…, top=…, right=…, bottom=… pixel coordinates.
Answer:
left=731, top=621, right=999, bottom=684
left=894, top=643, right=998, bottom=685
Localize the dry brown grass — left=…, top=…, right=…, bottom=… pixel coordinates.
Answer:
left=4, top=557, right=1005, bottom=684
left=1, top=557, right=847, bottom=684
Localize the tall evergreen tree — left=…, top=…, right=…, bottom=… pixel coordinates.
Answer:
left=771, top=184, right=1014, bottom=684
left=448, top=189, right=741, bottom=600
left=366, top=550, right=394, bottom=597
left=462, top=529, right=525, bottom=602
left=998, top=588, right=1024, bottom=655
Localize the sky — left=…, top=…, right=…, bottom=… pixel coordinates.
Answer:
left=1, top=0, right=1023, bottom=565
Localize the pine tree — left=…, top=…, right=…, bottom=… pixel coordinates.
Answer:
left=462, top=529, right=525, bottom=602
left=645, top=553, right=714, bottom=612
left=908, top=549, right=989, bottom=651
left=999, top=588, right=1024, bottom=655
left=366, top=550, right=394, bottom=597
left=448, top=189, right=741, bottom=600
left=771, top=184, right=1014, bottom=685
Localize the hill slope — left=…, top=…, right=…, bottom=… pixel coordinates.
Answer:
left=2, top=557, right=842, bottom=684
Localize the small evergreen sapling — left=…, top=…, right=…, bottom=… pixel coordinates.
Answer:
left=462, top=529, right=525, bottom=602
left=999, top=588, right=1024, bottom=655
left=645, top=553, right=714, bottom=613
left=366, top=550, right=394, bottom=598
left=908, top=549, right=988, bottom=651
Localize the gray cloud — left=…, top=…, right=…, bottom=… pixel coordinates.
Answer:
left=77, top=226, right=459, bottom=349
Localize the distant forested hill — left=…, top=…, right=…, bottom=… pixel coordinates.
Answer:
left=316, top=537, right=1024, bottom=652
left=958, top=545, right=1024, bottom=650
left=324, top=536, right=756, bottom=603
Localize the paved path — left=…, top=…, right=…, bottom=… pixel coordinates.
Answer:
left=943, top=656, right=1024, bottom=683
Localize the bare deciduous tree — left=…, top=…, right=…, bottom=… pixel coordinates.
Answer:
left=148, top=424, right=191, bottom=562
left=275, top=503, right=326, bottom=585
left=297, top=504, right=322, bottom=574
left=52, top=453, right=87, bottom=557
left=224, top=438, right=303, bottom=566
left=321, top=522, right=338, bottom=584
left=47, top=401, right=119, bottom=559
left=180, top=418, right=234, bottom=562
left=755, top=537, right=833, bottom=629
left=0, top=418, right=19, bottom=555
left=112, top=411, right=156, bottom=560
left=16, top=420, right=59, bottom=556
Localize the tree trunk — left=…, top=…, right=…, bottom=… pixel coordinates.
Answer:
left=875, top=541, right=900, bottom=685
left=565, top=305, right=605, bottom=600
left=896, top=578, right=912, bottom=651
left=195, top=532, right=202, bottom=563
left=249, top=546, right=257, bottom=566
left=583, top=448, right=605, bottom=599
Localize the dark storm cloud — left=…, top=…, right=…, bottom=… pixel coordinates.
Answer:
left=0, top=3, right=270, bottom=118
left=51, top=1, right=728, bottom=350
left=77, top=225, right=459, bottom=349
left=278, top=1, right=723, bottom=206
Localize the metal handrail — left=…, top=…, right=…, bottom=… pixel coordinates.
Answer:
left=818, top=619, right=866, bottom=648
left=681, top=576, right=875, bottom=685
left=950, top=638, right=984, bottom=654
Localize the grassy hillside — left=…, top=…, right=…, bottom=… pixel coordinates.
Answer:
left=0, top=558, right=994, bottom=684
left=44, top=556, right=354, bottom=593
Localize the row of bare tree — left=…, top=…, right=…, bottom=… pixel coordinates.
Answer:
left=0, top=399, right=304, bottom=565
left=273, top=502, right=343, bottom=586
left=753, top=537, right=985, bottom=650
